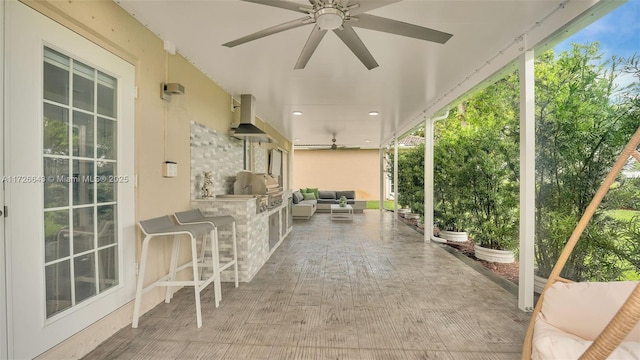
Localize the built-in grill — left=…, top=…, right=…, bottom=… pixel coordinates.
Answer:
left=233, top=171, right=283, bottom=213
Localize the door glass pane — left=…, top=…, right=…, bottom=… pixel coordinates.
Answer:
left=73, top=111, right=94, bottom=158
left=45, top=260, right=72, bottom=317
left=98, top=247, right=118, bottom=292
left=97, top=161, right=116, bottom=203
left=43, top=104, right=69, bottom=156
left=73, top=207, right=94, bottom=254
left=44, top=158, right=69, bottom=208
left=43, top=47, right=119, bottom=318
left=44, top=210, right=70, bottom=262
left=43, top=48, right=70, bottom=105
left=74, top=253, right=96, bottom=303
left=97, top=205, right=116, bottom=247
left=97, top=72, right=116, bottom=117
left=72, top=61, right=94, bottom=112
left=73, top=160, right=94, bottom=205
left=97, top=117, right=116, bottom=160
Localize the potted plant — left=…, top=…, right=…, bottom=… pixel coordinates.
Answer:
left=470, top=213, right=518, bottom=263
left=464, top=134, right=519, bottom=263
left=434, top=163, right=469, bottom=242
left=435, top=206, right=469, bottom=242
left=339, top=195, right=347, bottom=207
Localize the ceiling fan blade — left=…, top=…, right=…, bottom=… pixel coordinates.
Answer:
left=350, top=13, right=452, bottom=44
left=242, top=0, right=311, bottom=14
left=333, top=24, right=379, bottom=70
left=348, top=0, right=401, bottom=16
left=223, top=16, right=312, bottom=47
left=295, top=25, right=328, bottom=69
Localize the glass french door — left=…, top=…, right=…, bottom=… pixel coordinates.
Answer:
left=43, top=47, right=120, bottom=318
left=4, top=2, right=135, bottom=358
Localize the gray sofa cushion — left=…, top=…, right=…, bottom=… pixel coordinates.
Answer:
left=336, top=190, right=355, bottom=200
left=317, top=198, right=338, bottom=204
left=292, top=190, right=304, bottom=204
left=318, top=190, right=337, bottom=199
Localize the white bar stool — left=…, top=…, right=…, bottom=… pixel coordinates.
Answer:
left=133, top=215, right=216, bottom=328
left=174, top=209, right=239, bottom=305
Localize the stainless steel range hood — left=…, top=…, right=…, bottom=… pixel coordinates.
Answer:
left=231, top=94, right=272, bottom=143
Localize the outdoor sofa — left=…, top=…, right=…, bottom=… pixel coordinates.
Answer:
left=292, top=189, right=365, bottom=219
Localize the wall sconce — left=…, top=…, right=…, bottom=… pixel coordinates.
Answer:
left=163, top=161, right=178, bottom=177
left=161, top=83, right=185, bottom=101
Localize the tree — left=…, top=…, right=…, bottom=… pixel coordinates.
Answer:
left=386, top=142, right=425, bottom=215
left=534, top=44, right=639, bottom=279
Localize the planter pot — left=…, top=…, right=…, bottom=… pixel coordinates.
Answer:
left=405, top=213, right=420, bottom=220
left=398, top=208, right=411, bottom=217
left=439, top=230, right=468, bottom=243
left=534, top=275, right=548, bottom=294
left=474, top=244, right=515, bottom=263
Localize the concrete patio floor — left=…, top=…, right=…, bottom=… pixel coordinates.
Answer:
left=84, top=210, right=531, bottom=359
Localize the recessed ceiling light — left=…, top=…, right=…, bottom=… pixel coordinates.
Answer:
left=294, top=138, right=301, bottom=142
left=368, top=111, right=380, bottom=116
left=364, top=140, right=371, bottom=143
left=292, top=111, right=303, bottom=116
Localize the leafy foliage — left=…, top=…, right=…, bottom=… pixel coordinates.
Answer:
left=388, top=42, right=639, bottom=273
left=533, top=44, right=639, bottom=279
left=386, top=143, right=425, bottom=216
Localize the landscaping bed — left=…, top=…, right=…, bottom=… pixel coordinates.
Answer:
left=399, top=214, right=520, bottom=285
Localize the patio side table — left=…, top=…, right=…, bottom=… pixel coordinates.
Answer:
left=330, top=204, right=353, bottom=221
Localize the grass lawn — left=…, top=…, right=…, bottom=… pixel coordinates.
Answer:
left=605, top=209, right=640, bottom=280
left=607, top=209, right=640, bottom=221
left=366, top=200, right=395, bottom=210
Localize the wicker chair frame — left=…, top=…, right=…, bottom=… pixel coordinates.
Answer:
left=522, top=125, right=640, bottom=360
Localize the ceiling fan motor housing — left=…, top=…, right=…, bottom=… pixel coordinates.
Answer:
left=315, top=7, right=346, bottom=30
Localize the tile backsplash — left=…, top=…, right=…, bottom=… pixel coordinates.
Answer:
left=191, top=122, right=243, bottom=199
left=191, top=121, right=269, bottom=199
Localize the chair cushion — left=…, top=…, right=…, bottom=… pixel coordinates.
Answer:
left=318, top=190, right=337, bottom=199
left=317, top=198, right=337, bottom=204
left=336, top=190, right=355, bottom=199
left=540, top=281, right=640, bottom=342
left=533, top=315, right=640, bottom=360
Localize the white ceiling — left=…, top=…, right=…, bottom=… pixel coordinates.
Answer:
left=116, top=0, right=602, bottom=148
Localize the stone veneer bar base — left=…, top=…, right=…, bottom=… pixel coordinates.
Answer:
left=191, top=198, right=292, bottom=283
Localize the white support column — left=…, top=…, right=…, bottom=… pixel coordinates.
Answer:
left=393, top=135, right=399, bottom=216
left=424, top=117, right=433, bottom=243
left=519, top=48, right=535, bottom=311
left=379, top=148, right=385, bottom=212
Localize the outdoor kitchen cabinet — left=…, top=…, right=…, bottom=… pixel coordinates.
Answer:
left=192, top=195, right=292, bottom=282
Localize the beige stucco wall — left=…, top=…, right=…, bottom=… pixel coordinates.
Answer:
left=14, top=0, right=290, bottom=358
left=293, top=149, right=382, bottom=200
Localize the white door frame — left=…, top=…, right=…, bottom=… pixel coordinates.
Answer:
left=1, top=0, right=8, bottom=358
left=4, top=3, right=136, bottom=358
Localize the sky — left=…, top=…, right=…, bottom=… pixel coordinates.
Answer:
left=554, top=1, right=640, bottom=91
left=555, top=0, right=640, bottom=59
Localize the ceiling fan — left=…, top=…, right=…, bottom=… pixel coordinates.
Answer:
left=223, top=0, right=453, bottom=70
left=296, top=136, right=360, bottom=150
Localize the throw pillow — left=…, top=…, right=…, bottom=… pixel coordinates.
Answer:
left=294, top=191, right=304, bottom=204
left=302, top=192, right=316, bottom=200
left=307, top=187, right=319, bottom=200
